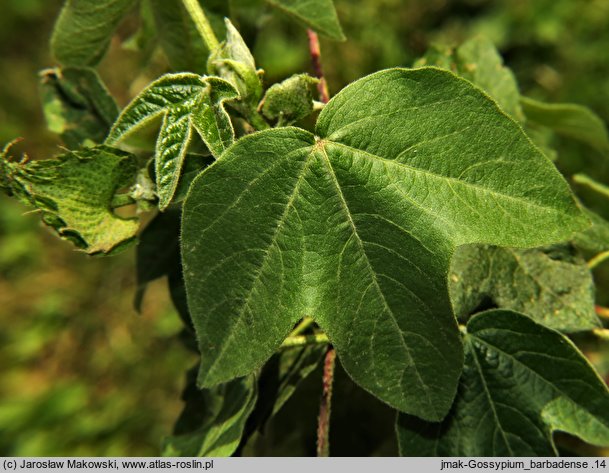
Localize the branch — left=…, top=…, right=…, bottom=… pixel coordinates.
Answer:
left=182, top=0, right=220, bottom=52
left=307, top=29, right=330, bottom=104
left=589, top=250, right=609, bottom=270
left=316, top=346, right=336, bottom=457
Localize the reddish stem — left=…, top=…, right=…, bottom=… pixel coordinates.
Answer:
left=596, top=305, right=609, bottom=319
left=307, top=29, right=330, bottom=104
left=316, top=345, right=336, bottom=457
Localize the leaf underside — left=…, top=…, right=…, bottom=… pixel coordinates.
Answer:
left=182, top=67, right=586, bottom=421
left=39, top=66, right=119, bottom=148
left=397, top=310, right=609, bottom=456
left=1, top=145, right=138, bottom=255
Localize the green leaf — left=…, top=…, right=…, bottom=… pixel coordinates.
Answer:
left=417, top=37, right=523, bottom=121
left=171, top=153, right=215, bottom=205
left=523, top=123, right=558, bottom=161
left=248, top=345, right=325, bottom=433
left=456, top=37, right=523, bottom=121
left=207, top=20, right=263, bottom=111
left=163, top=369, right=257, bottom=457
left=265, top=0, right=345, bottom=41
left=39, top=67, right=119, bottom=148
left=261, top=74, right=319, bottom=125
left=51, top=0, right=137, bottom=67
left=134, top=208, right=181, bottom=311
left=450, top=244, right=599, bottom=333
left=0, top=145, right=138, bottom=255
left=521, top=96, right=609, bottom=153
left=397, top=310, right=609, bottom=456
left=182, top=68, right=586, bottom=421
left=106, top=73, right=238, bottom=209
left=148, top=0, right=227, bottom=74
left=573, top=208, right=609, bottom=256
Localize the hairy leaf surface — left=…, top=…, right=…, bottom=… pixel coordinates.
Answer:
left=397, top=310, right=609, bottom=456
left=208, top=20, right=262, bottom=112
left=51, top=0, right=136, bottom=66
left=265, top=0, right=344, bottom=40
left=450, top=245, right=599, bottom=333
left=39, top=67, right=119, bottom=148
left=106, top=74, right=238, bottom=209
left=0, top=145, right=138, bottom=255
left=182, top=67, right=586, bottom=420
left=262, top=74, right=319, bottom=125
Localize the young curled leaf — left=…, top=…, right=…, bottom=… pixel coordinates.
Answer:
left=1, top=144, right=138, bottom=255
left=261, top=74, right=319, bottom=126
left=106, top=73, right=238, bottom=209
left=208, top=19, right=263, bottom=110
left=39, top=67, right=119, bottom=148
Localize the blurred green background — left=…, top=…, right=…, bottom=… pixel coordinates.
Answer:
left=1, top=0, right=609, bottom=456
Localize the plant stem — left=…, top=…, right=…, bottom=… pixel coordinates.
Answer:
left=182, top=0, right=220, bottom=52
left=281, top=333, right=329, bottom=348
left=316, top=345, right=336, bottom=457
left=307, top=27, right=335, bottom=457
left=589, top=250, right=609, bottom=269
left=290, top=316, right=315, bottom=336
left=307, top=29, right=330, bottom=104
left=593, top=328, right=609, bottom=340
left=573, top=173, right=609, bottom=200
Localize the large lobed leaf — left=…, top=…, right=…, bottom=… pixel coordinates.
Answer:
left=106, top=73, right=238, bottom=209
left=0, top=145, right=138, bottom=255
left=51, top=0, right=137, bottom=67
left=397, top=310, right=609, bottom=456
left=182, top=67, right=586, bottom=421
